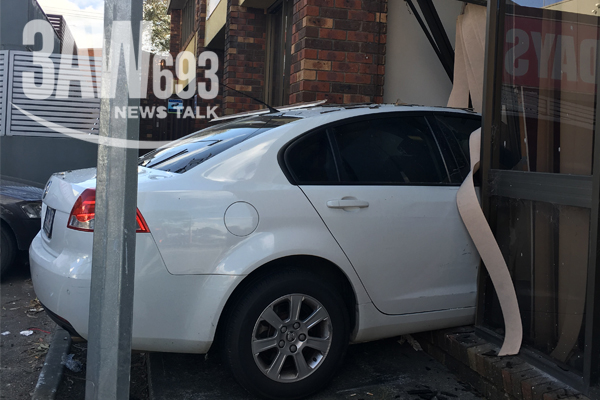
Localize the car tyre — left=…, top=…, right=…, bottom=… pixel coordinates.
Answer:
left=1, top=226, right=16, bottom=278
left=222, top=269, right=349, bottom=400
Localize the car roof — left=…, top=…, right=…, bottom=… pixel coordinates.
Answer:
left=279, top=104, right=480, bottom=119
left=0, top=177, right=43, bottom=202
left=212, top=103, right=480, bottom=123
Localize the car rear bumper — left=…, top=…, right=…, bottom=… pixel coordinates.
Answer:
left=30, top=232, right=244, bottom=353
left=42, top=301, right=81, bottom=338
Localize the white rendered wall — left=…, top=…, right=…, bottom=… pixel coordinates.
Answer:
left=384, top=0, right=464, bottom=106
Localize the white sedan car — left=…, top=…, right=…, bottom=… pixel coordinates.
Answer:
left=31, top=104, right=481, bottom=399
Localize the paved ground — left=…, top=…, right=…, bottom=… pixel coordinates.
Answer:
left=0, top=254, right=148, bottom=399
left=54, top=340, right=149, bottom=400
left=0, top=255, right=54, bottom=400
left=149, top=337, right=485, bottom=400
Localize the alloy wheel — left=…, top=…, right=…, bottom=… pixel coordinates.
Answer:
left=251, top=294, right=332, bottom=383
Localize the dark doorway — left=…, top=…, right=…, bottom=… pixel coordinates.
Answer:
left=266, top=0, right=293, bottom=107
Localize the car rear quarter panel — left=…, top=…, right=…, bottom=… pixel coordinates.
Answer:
left=138, top=122, right=373, bottom=306
left=30, top=230, right=238, bottom=353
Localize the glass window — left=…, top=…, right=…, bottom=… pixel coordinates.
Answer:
left=139, top=116, right=299, bottom=173
left=481, top=0, right=600, bottom=381
left=181, top=0, right=196, bottom=48
left=499, top=4, right=596, bottom=174
left=331, top=116, right=448, bottom=184
left=285, top=130, right=338, bottom=184
left=486, top=197, right=589, bottom=372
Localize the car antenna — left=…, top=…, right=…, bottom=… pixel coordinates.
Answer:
left=221, top=83, right=280, bottom=114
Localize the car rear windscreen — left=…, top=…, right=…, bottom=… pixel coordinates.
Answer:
left=139, top=116, right=300, bottom=173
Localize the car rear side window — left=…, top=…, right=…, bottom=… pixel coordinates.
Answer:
left=139, top=116, right=299, bottom=173
left=331, top=116, right=448, bottom=184
left=285, top=130, right=338, bottom=184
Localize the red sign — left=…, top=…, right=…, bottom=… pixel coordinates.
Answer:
left=504, top=12, right=599, bottom=93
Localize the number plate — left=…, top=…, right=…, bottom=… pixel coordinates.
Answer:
left=43, top=207, right=55, bottom=239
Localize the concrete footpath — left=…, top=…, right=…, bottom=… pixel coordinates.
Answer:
left=148, top=337, right=485, bottom=400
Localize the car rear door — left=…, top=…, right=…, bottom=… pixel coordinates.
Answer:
left=285, top=113, right=479, bottom=315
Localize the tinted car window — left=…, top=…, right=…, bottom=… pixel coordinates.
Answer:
left=285, top=130, right=338, bottom=183
left=434, top=114, right=481, bottom=180
left=139, top=116, right=299, bottom=173
left=331, top=116, right=448, bottom=184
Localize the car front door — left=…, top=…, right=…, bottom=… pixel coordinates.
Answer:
left=285, top=113, right=479, bottom=315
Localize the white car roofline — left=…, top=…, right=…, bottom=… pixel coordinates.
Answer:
left=211, top=101, right=479, bottom=124
left=211, top=100, right=328, bottom=122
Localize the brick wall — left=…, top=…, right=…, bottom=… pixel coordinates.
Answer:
left=169, top=0, right=388, bottom=120
left=289, top=0, right=387, bottom=105
left=223, top=0, right=267, bottom=115
left=414, top=328, right=591, bottom=400
left=170, top=9, right=182, bottom=55
left=196, top=0, right=206, bottom=49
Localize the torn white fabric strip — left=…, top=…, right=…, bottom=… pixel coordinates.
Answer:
left=447, top=14, right=469, bottom=109
left=461, top=4, right=486, bottom=113
left=456, top=128, right=523, bottom=356
left=447, top=4, right=487, bottom=112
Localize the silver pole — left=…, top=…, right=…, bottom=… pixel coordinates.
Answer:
left=85, top=0, right=142, bottom=398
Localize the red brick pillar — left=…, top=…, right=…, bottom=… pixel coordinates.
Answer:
left=223, top=0, right=268, bottom=115
left=289, top=0, right=387, bottom=105
left=169, top=9, right=182, bottom=56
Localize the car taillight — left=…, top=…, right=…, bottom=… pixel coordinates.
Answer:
left=135, top=209, right=150, bottom=233
left=67, top=189, right=150, bottom=233
left=67, top=189, right=96, bottom=231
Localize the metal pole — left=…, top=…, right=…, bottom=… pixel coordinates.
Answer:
left=582, top=5, right=600, bottom=388
left=85, top=1, right=142, bottom=399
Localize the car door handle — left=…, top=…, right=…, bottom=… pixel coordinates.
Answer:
left=326, top=200, right=369, bottom=209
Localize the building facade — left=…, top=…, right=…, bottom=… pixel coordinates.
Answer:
left=165, top=0, right=470, bottom=135
left=167, top=0, right=388, bottom=119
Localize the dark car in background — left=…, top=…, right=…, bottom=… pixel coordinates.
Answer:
left=0, top=177, right=43, bottom=277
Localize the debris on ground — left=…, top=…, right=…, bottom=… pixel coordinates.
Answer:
left=27, top=327, right=52, bottom=334
left=406, top=388, right=438, bottom=400
left=63, top=353, right=83, bottom=373
left=2, top=266, right=55, bottom=399
left=398, top=334, right=423, bottom=351
left=404, top=384, right=468, bottom=400
left=27, top=298, right=45, bottom=318
left=56, top=344, right=148, bottom=399
left=440, top=391, right=459, bottom=398
left=20, top=330, right=34, bottom=336
left=29, top=341, right=50, bottom=359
